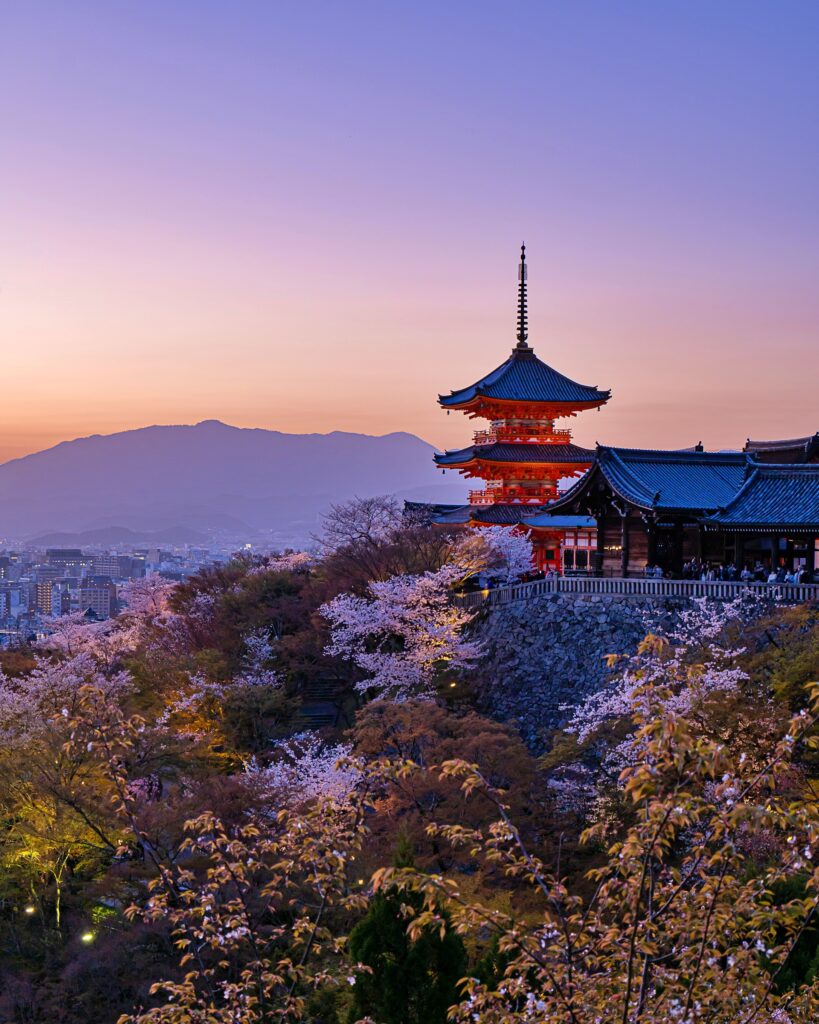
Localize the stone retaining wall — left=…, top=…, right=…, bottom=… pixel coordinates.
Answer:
left=472, top=592, right=693, bottom=751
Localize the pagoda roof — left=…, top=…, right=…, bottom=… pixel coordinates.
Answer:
left=469, top=505, right=545, bottom=525
left=403, top=501, right=466, bottom=523
left=549, top=446, right=750, bottom=515
left=434, top=441, right=595, bottom=468
left=704, top=464, right=819, bottom=531
left=439, top=342, right=611, bottom=410
left=744, top=433, right=819, bottom=463
left=429, top=504, right=476, bottom=525
left=431, top=504, right=545, bottom=526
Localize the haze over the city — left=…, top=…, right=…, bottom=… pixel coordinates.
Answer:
left=2, top=2, right=819, bottom=466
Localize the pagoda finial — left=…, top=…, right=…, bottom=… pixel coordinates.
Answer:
left=516, top=242, right=528, bottom=347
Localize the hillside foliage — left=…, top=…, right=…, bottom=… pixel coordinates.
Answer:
left=0, top=501, right=817, bottom=1023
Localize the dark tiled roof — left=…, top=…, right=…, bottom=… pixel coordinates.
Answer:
left=545, top=470, right=597, bottom=513
left=523, top=513, right=597, bottom=529
left=548, top=446, right=750, bottom=515
left=744, top=433, right=819, bottom=463
left=403, top=501, right=464, bottom=514
left=745, top=433, right=818, bottom=451
left=431, top=505, right=476, bottom=525
left=596, top=447, right=749, bottom=512
left=705, top=465, right=819, bottom=529
left=431, top=504, right=545, bottom=526
left=403, top=501, right=466, bottom=523
left=469, top=505, right=544, bottom=525
left=434, top=442, right=595, bottom=467
left=439, top=343, right=610, bottom=409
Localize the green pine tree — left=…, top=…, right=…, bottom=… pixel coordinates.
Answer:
left=346, top=838, right=466, bottom=1024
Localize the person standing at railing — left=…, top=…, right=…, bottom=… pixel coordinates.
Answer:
left=683, top=558, right=703, bottom=580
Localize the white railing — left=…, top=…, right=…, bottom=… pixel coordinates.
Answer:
left=456, top=576, right=819, bottom=610
left=473, top=426, right=574, bottom=446
left=468, top=487, right=557, bottom=505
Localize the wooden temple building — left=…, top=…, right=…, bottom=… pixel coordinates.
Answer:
left=545, top=445, right=819, bottom=577
left=420, top=247, right=819, bottom=578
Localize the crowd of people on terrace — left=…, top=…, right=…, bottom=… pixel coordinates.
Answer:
left=678, top=559, right=814, bottom=584
left=503, top=560, right=817, bottom=588
left=521, top=562, right=816, bottom=584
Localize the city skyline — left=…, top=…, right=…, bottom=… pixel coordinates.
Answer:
left=3, top=2, right=819, bottom=463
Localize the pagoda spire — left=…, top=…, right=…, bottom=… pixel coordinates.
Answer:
left=516, top=242, right=529, bottom=347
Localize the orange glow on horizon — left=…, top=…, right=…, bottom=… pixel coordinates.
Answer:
left=3, top=6, right=818, bottom=464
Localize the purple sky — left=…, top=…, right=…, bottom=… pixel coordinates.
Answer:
left=2, top=2, right=818, bottom=462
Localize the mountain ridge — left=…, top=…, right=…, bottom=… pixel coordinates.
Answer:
left=0, top=420, right=427, bottom=470
left=0, top=420, right=464, bottom=546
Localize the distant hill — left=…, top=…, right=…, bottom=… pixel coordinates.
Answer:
left=28, top=525, right=211, bottom=548
left=0, top=420, right=465, bottom=547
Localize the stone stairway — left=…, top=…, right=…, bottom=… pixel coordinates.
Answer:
left=295, top=677, right=347, bottom=730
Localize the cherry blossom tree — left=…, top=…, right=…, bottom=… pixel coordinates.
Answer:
left=235, top=629, right=282, bottom=689
left=38, top=611, right=150, bottom=674
left=375, top=678, right=819, bottom=1024
left=118, top=574, right=176, bottom=626
left=36, top=612, right=112, bottom=658
left=0, top=652, right=131, bottom=746
left=318, top=521, right=531, bottom=702
left=264, top=551, right=315, bottom=574
left=551, top=594, right=774, bottom=816
left=157, top=629, right=281, bottom=737
left=451, top=525, right=534, bottom=584
left=57, top=687, right=370, bottom=1024
left=566, top=595, right=760, bottom=748
left=31, top=576, right=179, bottom=668
left=246, top=730, right=361, bottom=806
left=321, top=563, right=482, bottom=701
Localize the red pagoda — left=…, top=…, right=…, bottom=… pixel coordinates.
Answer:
left=433, top=245, right=611, bottom=570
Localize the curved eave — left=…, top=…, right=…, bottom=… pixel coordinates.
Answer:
left=434, top=443, right=595, bottom=471
left=544, top=465, right=606, bottom=513
left=704, top=521, right=819, bottom=532
left=438, top=394, right=609, bottom=415
left=594, top=448, right=687, bottom=509
left=437, top=459, right=593, bottom=475
left=701, top=466, right=761, bottom=526
left=545, top=455, right=658, bottom=514
left=468, top=506, right=544, bottom=525
left=745, top=433, right=819, bottom=457
left=438, top=345, right=611, bottom=410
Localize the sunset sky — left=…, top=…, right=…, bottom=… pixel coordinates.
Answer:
left=2, top=2, right=818, bottom=464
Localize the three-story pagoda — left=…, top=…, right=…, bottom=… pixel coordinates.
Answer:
left=433, top=245, right=611, bottom=566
